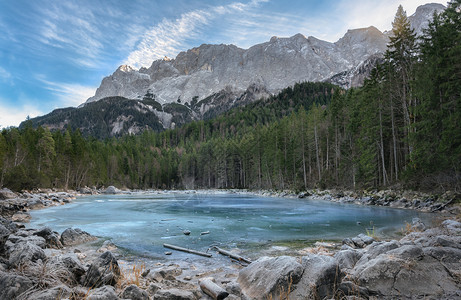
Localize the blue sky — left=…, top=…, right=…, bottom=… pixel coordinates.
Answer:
left=0, top=0, right=447, bottom=128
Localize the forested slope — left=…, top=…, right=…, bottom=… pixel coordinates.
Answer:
left=1, top=3, right=459, bottom=192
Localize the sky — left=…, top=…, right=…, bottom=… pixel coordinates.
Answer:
left=0, top=0, right=448, bottom=128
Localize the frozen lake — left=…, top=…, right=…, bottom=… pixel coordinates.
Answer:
left=29, top=191, right=431, bottom=260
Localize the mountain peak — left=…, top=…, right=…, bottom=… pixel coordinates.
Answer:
left=117, top=65, right=135, bottom=73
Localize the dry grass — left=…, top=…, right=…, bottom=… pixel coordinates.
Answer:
left=16, top=260, right=74, bottom=300
left=116, top=261, right=146, bottom=290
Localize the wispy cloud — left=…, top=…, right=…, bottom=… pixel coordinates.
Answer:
left=124, top=0, right=269, bottom=68
left=0, top=99, right=44, bottom=129
left=37, top=77, right=97, bottom=107
left=0, top=66, right=11, bottom=81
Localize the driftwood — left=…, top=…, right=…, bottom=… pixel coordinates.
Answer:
left=199, top=277, right=229, bottom=300
left=200, top=231, right=210, bottom=235
left=213, top=246, right=252, bottom=264
left=163, top=243, right=212, bottom=257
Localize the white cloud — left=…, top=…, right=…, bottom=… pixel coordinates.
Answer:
left=124, top=0, right=269, bottom=68
left=0, top=66, right=11, bottom=81
left=0, top=101, right=44, bottom=129
left=37, top=77, right=97, bottom=107
left=334, top=0, right=448, bottom=39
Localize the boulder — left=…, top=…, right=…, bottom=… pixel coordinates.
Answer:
left=0, top=273, right=34, bottom=299
left=154, top=288, right=196, bottom=300
left=352, top=253, right=460, bottom=298
left=442, top=219, right=461, bottom=235
left=121, top=284, right=149, bottom=300
left=238, top=256, right=303, bottom=300
left=0, top=188, right=17, bottom=200
left=147, top=265, right=183, bottom=282
left=8, top=241, right=46, bottom=267
left=0, top=216, right=17, bottom=232
left=386, top=244, right=424, bottom=260
left=338, top=281, right=370, bottom=298
left=28, top=284, right=71, bottom=300
left=11, top=212, right=31, bottom=223
left=98, top=240, right=117, bottom=253
left=47, top=253, right=86, bottom=284
left=103, top=186, right=120, bottom=194
left=7, top=234, right=47, bottom=250
left=33, top=227, right=63, bottom=249
left=290, top=254, right=341, bottom=299
left=83, top=251, right=121, bottom=288
left=334, top=249, right=363, bottom=270
left=411, top=217, right=426, bottom=231
left=60, top=228, right=97, bottom=246
left=87, top=285, right=119, bottom=300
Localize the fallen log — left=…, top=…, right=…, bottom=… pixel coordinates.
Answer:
left=199, top=277, right=229, bottom=300
left=163, top=243, right=212, bottom=257
left=213, top=246, right=252, bottom=264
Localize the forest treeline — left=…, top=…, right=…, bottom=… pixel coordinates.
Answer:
left=0, top=3, right=459, bottom=192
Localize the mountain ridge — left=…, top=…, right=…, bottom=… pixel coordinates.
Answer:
left=85, top=3, right=444, bottom=107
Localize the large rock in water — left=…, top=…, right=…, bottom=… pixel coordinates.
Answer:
left=103, top=186, right=120, bottom=194
left=60, top=228, right=96, bottom=246
left=0, top=273, right=34, bottom=299
left=290, top=254, right=342, bottom=299
left=238, top=256, right=304, bottom=300
left=83, top=251, right=121, bottom=288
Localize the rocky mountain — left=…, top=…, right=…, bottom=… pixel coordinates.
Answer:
left=25, top=3, right=444, bottom=137
left=85, top=3, right=444, bottom=108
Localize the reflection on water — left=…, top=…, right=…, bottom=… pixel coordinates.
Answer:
left=29, top=192, right=431, bottom=259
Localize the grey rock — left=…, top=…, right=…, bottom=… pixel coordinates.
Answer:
left=83, top=251, right=121, bottom=288
left=11, top=212, right=31, bottom=223
left=0, top=273, right=34, bottom=299
left=154, top=288, right=196, bottom=300
left=28, top=284, right=71, bottom=300
left=121, top=284, right=149, bottom=300
left=291, top=254, right=341, bottom=299
left=0, top=188, right=17, bottom=199
left=423, top=246, right=461, bottom=263
left=353, top=253, right=460, bottom=298
left=47, top=253, right=86, bottom=284
left=387, top=244, right=424, bottom=260
left=442, top=219, right=461, bottom=235
left=87, top=285, right=119, bottom=300
left=147, top=266, right=182, bottom=282
left=238, top=256, right=303, bottom=300
left=357, top=233, right=375, bottom=245
left=411, top=217, right=426, bottom=231
left=103, top=185, right=120, bottom=194
left=355, top=240, right=400, bottom=268
left=8, top=241, right=46, bottom=267
left=338, top=281, right=370, bottom=298
left=7, top=234, right=47, bottom=250
left=334, top=249, right=363, bottom=270
left=33, top=227, right=63, bottom=249
left=60, top=228, right=97, bottom=246
left=147, top=282, right=160, bottom=295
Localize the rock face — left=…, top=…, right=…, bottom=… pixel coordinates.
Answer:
left=85, top=4, right=443, bottom=107
left=238, top=256, right=304, bottom=300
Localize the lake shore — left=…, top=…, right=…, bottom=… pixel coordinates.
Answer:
left=0, top=187, right=460, bottom=299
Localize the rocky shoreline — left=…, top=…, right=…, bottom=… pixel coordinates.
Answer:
left=0, top=187, right=460, bottom=299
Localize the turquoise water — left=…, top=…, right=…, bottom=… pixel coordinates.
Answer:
left=29, top=192, right=431, bottom=260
